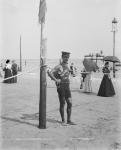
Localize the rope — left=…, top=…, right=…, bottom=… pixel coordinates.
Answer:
left=0, top=73, right=23, bottom=82
left=0, top=66, right=40, bottom=83
left=0, top=64, right=57, bottom=83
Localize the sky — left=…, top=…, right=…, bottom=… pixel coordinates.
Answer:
left=0, top=0, right=121, bottom=60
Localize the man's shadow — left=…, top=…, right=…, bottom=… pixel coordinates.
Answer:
left=21, top=113, right=63, bottom=124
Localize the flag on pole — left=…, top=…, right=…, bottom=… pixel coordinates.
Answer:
left=38, top=0, right=47, bottom=24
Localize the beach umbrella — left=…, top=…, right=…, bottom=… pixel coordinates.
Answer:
left=103, top=56, right=120, bottom=63
left=83, top=58, right=99, bottom=72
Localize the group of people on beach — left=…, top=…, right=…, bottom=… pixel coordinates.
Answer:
left=1, top=53, right=115, bottom=125
left=48, top=51, right=115, bottom=125
left=1, top=59, right=18, bottom=83
left=80, top=61, right=115, bottom=97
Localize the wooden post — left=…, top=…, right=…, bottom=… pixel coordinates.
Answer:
left=113, top=31, right=115, bottom=78
left=39, top=23, right=47, bottom=129
left=20, top=36, right=22, bottom=72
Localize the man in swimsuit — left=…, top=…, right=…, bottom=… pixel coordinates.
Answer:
left=48, top=51, right=75, bottom=125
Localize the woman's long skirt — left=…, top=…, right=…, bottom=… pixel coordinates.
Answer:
left=3, top=69, right=13, bottom=83
left=97, top=75, right=115, bottom=97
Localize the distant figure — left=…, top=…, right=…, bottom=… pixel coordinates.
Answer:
left=25, top=60, right=27, bottom=67
left=84, top=71, right=92, bottom=93
left=97, top=61, right=115, bottom=97
left=3, top=59, right=13, bottom=83
left=0, top=63, right=3, bottom=68
left=11, top=60, right=18, bottom=83
left=18, top=66, right=20, bottom=72
left=80, top=68, right=87, bottom=89
left=48, top=51, right=75, bottom=125
left=70, top=63, right=76, bottom=77
left=0, top=63, right=3, bottom=78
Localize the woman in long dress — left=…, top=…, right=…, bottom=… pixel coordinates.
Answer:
left=84, top=71, right=92, bottom=93
left=11, top=60, right=18, bottom=83
left=3, top=59, right=13, bottom=83
left=97, top=61, right=115, bottom=97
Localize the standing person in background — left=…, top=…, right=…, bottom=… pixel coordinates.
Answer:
left=11, top=60, right=18, bottom=83
left=0, top=63, right=3, bottom=78
left=80, top=68, right=87, bottom=89
left=97, top=61, right=115, bottom=97
left=84, top=71, right=92, bottom=93
left=48, top=51, right=75, bottom=125
left=25, top=60, right=27, bottom=67
left=70, top=62, right=76, bottom=77
left=70, top=63, right=74, bottom=76
left=3, top=59, right=13, bottom=83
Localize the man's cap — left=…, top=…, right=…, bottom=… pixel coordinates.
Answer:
left=6, top=59, right=10, bottom=63
left=61, top=51, right=70, bottom=56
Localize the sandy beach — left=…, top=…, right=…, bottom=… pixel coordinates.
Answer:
left=0, top=71, right=121, bottom=150
left=0, top=0, right=121, bottom=149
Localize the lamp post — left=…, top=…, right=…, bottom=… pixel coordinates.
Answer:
left=112, top=17, right=118, bottom=78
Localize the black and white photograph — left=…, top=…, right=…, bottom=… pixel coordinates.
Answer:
left=0, top=0, right=121, bottom=149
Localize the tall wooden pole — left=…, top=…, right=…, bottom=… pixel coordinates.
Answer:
left=113, top=30, right=115, bottom=78
left=39, top=23, right=47, bottom=129
left=20, top=35, right=22, bottom=72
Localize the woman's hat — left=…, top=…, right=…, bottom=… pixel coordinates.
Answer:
left=105, top=61, right=109, bottom=65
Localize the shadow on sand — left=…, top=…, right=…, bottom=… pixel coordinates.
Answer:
left=1, top=113, right=62, bottom=128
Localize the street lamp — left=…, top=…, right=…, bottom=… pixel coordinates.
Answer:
left=112, top=17, right=118, bottom=78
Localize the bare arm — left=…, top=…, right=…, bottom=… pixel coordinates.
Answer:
left=47, top=68, right=61, bottom=84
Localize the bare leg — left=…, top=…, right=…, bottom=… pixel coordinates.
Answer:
left=66, top=98, right=72, bottom=123
left=59, top=103, right=65, bottom=122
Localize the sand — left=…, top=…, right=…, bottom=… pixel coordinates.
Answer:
left=0, top=72, right=121, bottom=150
